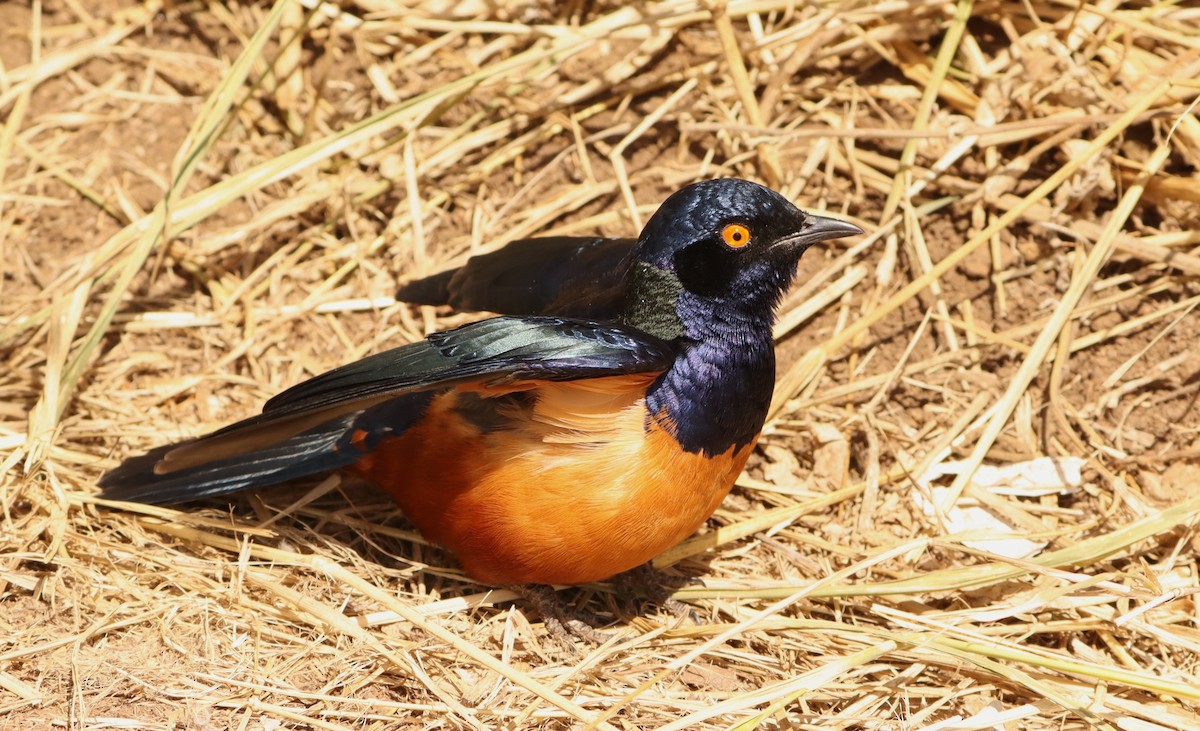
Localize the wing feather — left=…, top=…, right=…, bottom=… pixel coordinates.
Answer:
left=154, top=316, right=674, bottom=472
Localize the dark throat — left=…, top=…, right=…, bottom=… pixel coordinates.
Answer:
left=622, top=265, right=778, bottom=456
left=644, top=306, right=775, bottom=455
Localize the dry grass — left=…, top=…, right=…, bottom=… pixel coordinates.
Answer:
left=3, top=0, right=1200, bottom=728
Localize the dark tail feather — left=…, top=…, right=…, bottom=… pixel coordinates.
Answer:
left=395, top=268, right=454, bottom=306
left=396, top=236, right=634, bottom=319
left=97, top=415, right=362, bottom=506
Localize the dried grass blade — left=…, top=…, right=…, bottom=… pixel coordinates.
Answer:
left=940, top=88, right=1178, bottom=510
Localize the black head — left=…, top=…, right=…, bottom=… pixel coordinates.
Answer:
left=623, top=179, right=863, bottom=340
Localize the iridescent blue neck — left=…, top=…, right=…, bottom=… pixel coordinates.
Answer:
left=643, top=292, right=777, bottom=455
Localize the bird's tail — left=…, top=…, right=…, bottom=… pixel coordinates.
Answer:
left=97, top=415, right=364, bottom=506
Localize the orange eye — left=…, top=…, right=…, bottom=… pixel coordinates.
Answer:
left=721, top=223, right=751, bottom=248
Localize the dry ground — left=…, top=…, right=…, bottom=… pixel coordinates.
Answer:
left=2, top=0, right=1200, bottom=729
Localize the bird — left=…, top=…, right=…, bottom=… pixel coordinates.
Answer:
left=99, top=178, right=862, bottom=589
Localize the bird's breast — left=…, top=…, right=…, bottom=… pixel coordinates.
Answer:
left=644, top=334, right=775, bottom=455
left=346, top=377, right=754, bottom=585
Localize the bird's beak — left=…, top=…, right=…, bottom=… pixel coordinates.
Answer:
left=777, top=214, right=864, bottom=250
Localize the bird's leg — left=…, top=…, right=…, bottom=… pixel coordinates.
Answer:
left=611, top=562, right=704, bottom=622
left=512, top=584, right=611, bottom=649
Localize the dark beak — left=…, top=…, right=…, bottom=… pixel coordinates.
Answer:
left=777, top=213, right=864, bottom=249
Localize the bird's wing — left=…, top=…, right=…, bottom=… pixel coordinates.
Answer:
left=123, top=316, right=675, bottom=476
left=395, top=236, right=636, bottom=318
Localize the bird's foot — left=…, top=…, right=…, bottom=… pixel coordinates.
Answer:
left=513, top=583, right=610, bottom=651
left=611, top=562, right=704, bottom=623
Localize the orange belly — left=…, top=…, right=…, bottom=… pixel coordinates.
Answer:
left=346, top=381, right=754, bottom=585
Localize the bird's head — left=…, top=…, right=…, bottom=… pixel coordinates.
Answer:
left=623, top=178, right=863, bottom=341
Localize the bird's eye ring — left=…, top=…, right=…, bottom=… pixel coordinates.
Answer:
left=721, top=223, right=751, bottom=248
